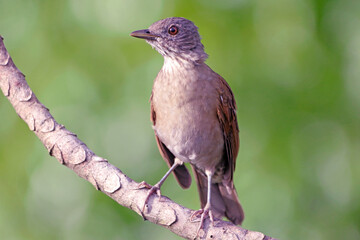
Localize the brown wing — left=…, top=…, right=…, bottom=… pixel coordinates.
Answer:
left=150, top=92, right=192, bottom=189
left=214, top=74, right=244, bottom=224
left=215, top=74, right=239, bottom=184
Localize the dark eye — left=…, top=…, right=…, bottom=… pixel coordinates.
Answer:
left=168, top=25, right=178, bottom=35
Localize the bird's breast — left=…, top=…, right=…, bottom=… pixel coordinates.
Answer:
left=151, top=66, right=224, bottom=170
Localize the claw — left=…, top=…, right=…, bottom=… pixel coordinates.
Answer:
left=142, top=183, right=162, bottom=213
left=191, top=204, right=215, bottom=237
left=137, top=159, right=183, bottom=214
left=134, top=181, right=162, bottom=213
left=190, top=209, right=203, bottom=223
left=137, top=181, right=153, bottom=189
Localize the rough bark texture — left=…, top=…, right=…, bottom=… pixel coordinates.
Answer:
left=0, top=36, right=277, bottom=240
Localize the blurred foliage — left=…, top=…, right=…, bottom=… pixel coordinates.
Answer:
left=0, top=0, right=359, bottom=239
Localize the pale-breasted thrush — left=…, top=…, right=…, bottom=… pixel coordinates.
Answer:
left=131, top=17, right=244, bottom=230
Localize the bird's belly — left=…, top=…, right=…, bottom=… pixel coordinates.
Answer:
left=153, top=95, right=224, bottom=170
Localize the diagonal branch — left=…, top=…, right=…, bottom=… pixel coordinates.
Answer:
left=0, top=36, right=276, bottom=240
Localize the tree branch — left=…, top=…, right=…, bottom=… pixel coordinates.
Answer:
left=0, top=36, right=276, bottom=240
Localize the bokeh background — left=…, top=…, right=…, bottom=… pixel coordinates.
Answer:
left=0, top=0, right=359, bottom=239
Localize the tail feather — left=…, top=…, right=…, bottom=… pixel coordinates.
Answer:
left=218, top=182, right=244, bottom=225
left=192, top=166, right=244, bottom=225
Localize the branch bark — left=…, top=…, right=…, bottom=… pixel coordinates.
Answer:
left=0, top=36, right=276, bottom=240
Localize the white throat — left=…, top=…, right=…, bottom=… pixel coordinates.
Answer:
left=162, top=56, right=195, bottom=74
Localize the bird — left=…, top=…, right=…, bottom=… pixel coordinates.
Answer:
left=130, top=17, right=244, bottom=231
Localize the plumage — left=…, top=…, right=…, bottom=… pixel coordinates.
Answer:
left=131, top=17, right=244, bottom=229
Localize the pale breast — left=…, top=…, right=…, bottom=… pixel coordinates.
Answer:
left=151, top=62, right=224, bottom=171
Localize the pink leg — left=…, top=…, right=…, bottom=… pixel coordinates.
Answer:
left=190, top=170, right=215, bottom=236
left=139, top=158, right=182, bottom=213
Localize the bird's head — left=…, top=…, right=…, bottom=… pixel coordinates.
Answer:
left=130, top=17, right=208, bottom=64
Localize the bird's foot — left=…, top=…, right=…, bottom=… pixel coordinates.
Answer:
left=190, top=205, right=215, bottom=236
left=138, top=181, right=162, bottom=213
left=137, top=181, right=153, bottom=190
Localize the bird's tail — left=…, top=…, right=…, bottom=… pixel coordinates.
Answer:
left=192, top=167, right=244, bottom=225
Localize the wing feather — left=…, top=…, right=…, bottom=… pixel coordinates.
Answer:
left=215, top=74, right=239, bottom=183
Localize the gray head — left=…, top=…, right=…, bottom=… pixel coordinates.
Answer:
left=131, top=17, right=208, bottom=64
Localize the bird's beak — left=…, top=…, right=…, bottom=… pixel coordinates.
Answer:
left=130, top=29, right=158, bottom=40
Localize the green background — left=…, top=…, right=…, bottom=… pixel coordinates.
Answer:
left=0, top=0, right=359, bottom=239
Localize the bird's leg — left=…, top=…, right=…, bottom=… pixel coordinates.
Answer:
left=140, top=158, right=182, bottom=213
left=191, top=170, right=215, bottom=235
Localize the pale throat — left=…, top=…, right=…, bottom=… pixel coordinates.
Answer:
left=161, top=56, right=199, bottom=75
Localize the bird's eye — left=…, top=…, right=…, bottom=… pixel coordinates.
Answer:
left=168, top=25, right=178, bottom=35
